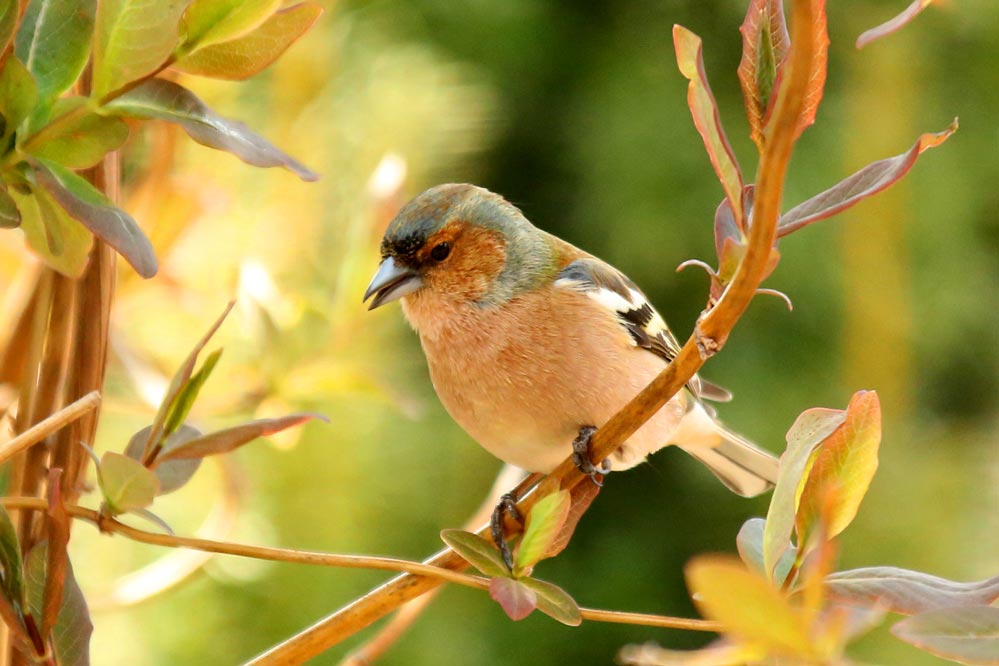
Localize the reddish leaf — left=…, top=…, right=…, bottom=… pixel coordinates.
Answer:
left=156, top=412, right=327, bottom=462
left=521, top=578, right=582, bottom=626
left=763, top=405, right=846, bottom=579
left=175, top=3, right=323, bottom=81
left=857, top=0, right=937, bottom=49
left=489, top=577, right=537, bottom=621
left=796, top=391, right=881, bottom=545
left=892, top=606, right=999, bottom=666
left=673, top=24, right=745, bottom=228
left=514, top=489, right=570, bottom=574
left=440, top=529, right=508, bottom=578
left=738, top=0, right=789, bottom=152
left=764, top=0, right=828, bottom=143
left=778, top=120, right=958, bottom=237
left=43, top=469, right=69, bottom=638
left=827, top=567, right=999, bottom=616
left=686, top=555, right=815, bottom=658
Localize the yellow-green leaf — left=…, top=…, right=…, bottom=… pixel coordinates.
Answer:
left=0, top=0, right=16, bottom=55
left=686, top=555, right=815, bottom=658
left=796, top=390, right=881, bottom=544
left=175, top=2, right=322, bottom=80
left=440, top=529, right=509, bottom=579
left=514, top=489, right=570, bottom=575
left=0, top=185, right=20, bottom=228
left=0, top=57, right=38, bottom=138
left=763, top=405, right=845, bottom=579
left=99, top=451, right=159, bottom=514
left=522, top=578, right=582, bottom=626
left=10, top=185, right=92, bottom=277
left=180, top=0, right=279, bottom=51
left=93, top=0, right=190, bottom=99
left=26, top=105, right=128, bottom=169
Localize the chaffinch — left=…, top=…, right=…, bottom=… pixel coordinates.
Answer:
left=364, top=183, right=778, bottom=497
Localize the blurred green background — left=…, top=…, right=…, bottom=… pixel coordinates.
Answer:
left=2, top=0, right=994, bottom=663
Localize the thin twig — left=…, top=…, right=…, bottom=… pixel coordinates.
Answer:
left=0, top=497, right=717, bottom=635
left=0, top=392, right=101, bottom=467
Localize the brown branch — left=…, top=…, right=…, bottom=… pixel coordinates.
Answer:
left=246, top=3, right=817, bottom=662
left=0, top=392, right=101, bottom=467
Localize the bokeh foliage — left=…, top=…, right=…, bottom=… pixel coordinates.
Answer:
left=0, top=0, right=995, bottom=664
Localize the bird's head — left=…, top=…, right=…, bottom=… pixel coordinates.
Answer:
left=363, top=184, right=555, bottom=310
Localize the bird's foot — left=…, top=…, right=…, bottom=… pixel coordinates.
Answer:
left=572, top=425, right=611, bottom=487
left=490, top=492, right=523, bottom=571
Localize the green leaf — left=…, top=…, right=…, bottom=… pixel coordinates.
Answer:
left=162, top=348, right=221, bottom=438
left=24, top=544, right=92, bottom=666
left=795, top=390, right=881, bottom=544
left=0, top=505, right=24, bottom=609
left=827, top=568, right=999, bottom=616
left=488, top=577, right=536, bottom=621
left=521, top=578, right=582, bottom=626
left=736, top=518, right=795, bottom=586
left=673, top=24, right=745, bottom=229
left=92, top=0, right=191, bottom=99
left=738, top=0, right=789, bottom=152
left=14, top=0, right=96, bottom=102
left=141, top=301, right=234, bottom=463
left=0, top=0, right=17, bottom=55
left=10, top=184, right=93, bottom=277
left=33, top=157, right=158, bottom=278
left=25, top=102, right=129, bottom=169
left=124, top=424, right=202, bottom=494
left=157, top=412, right=327, bottom=462
left=0, top=57, right=39, bottom=138
left=179, top=0, right=279, bottom=51
left=778, top=120, right=958, bottom=237
left=98, top=451, right=159, bottom=514
left=105, top=78, right=318, bottom=181
left=175, top=2, right=323, bottom=81
left=762, top=404, right=846, bottom=580
left=892, top=606, right=999, bottom=666
left=0, top=185, right=20, bottom=228
left=439, top=529, right=508, bottom=578
left=514, top=489, right=570, bottom=575
left=686, top=555, right=815, bottom=658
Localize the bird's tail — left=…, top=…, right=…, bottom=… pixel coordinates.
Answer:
left=672, top=402, right=779, bottom=497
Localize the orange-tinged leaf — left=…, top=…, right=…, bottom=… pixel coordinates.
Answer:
left=763, top=0, right=828, bottom=143
left=181, top=0, right=280, bottom=51
left=738, top=0, right=789, bottom=152
left=514, top=489, right=570, bottom=574
left=686, top=555, right=815, bottom=658
left=673, top=24, right=745, bottom=228
left=779, top=120, right=958, bottom=237
left=796, top=391, right=881, bottom=544
left=857, top=0, right=937, bottom=49
left=546, top=476, right=599, bottom=559
left=763, top=405, right=845, bottom=579
left=175, top=3, right=323, bottom=81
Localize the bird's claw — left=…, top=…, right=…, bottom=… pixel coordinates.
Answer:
left=490, top=492, right=522, bottom=571
left=572, top=425, right=610, bottom=487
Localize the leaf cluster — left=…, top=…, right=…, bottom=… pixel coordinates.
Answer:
left=0, top=0, right=321, bottom=279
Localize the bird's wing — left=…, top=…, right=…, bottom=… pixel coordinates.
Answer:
left=554, top=256, right=731, bottom=403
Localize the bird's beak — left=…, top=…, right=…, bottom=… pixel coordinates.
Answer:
left=363, top=257, right=423, bottom=310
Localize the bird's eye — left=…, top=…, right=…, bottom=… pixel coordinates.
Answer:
left=430, top=242, right=451, bottom=261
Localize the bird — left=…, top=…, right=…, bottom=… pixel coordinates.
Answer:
left=364, top=183, right=778, bottom=499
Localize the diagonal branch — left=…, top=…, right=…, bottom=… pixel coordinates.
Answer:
left=246, top=3, right=818, bottom=662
